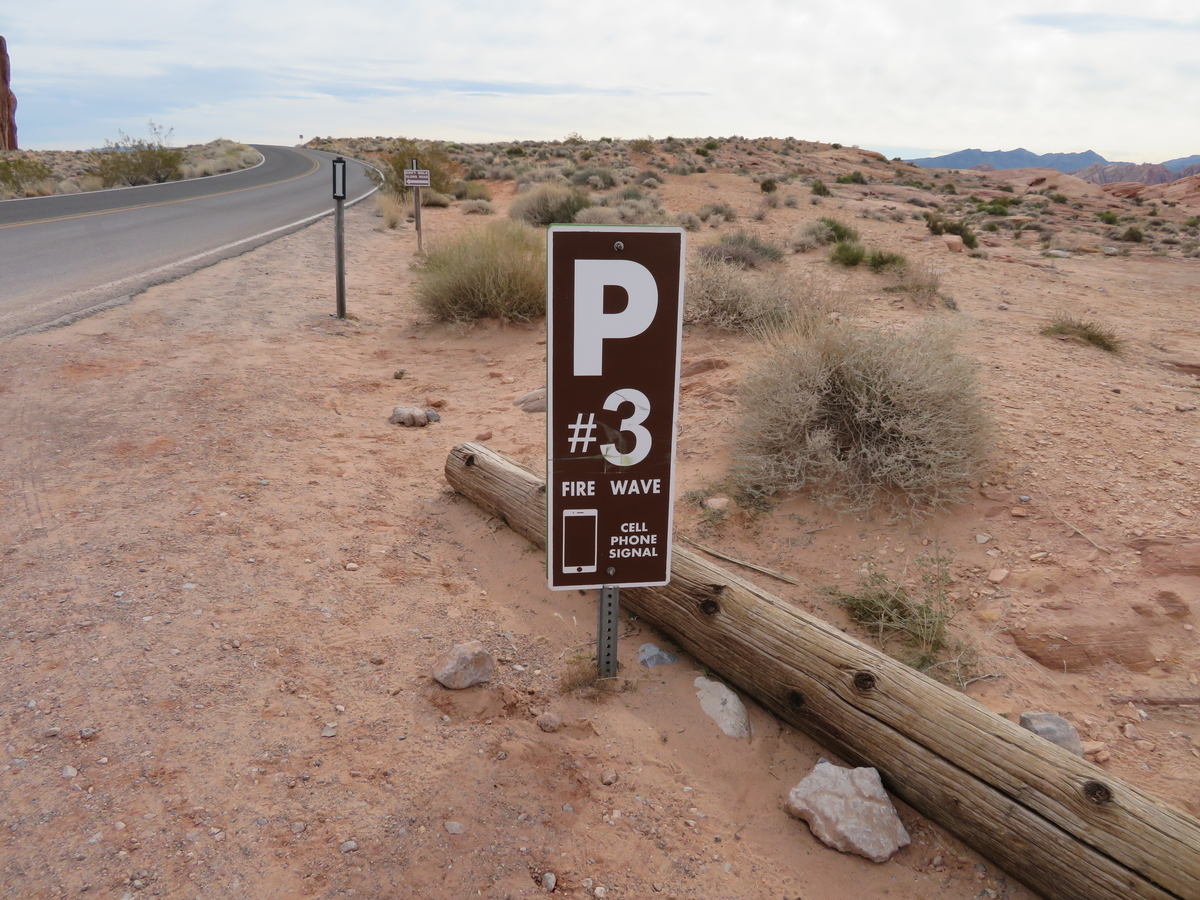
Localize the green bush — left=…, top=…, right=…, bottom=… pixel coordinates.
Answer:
left=811, top=179, right=831, bottom=197
left=0, top=156, right=53, bottom=191
left=415, top=220, right=545, bottom=322
left=1097, top=210, right=1119, bottom=225
left=628, top=136, right=655, bottom=153
left=1040, top=313, right=1122, bottom=352
left=829, top=241, right=866, bottom=266
left=731, top=320, right=990, bottom=514
left=760, top=178, right=778, bottom=193
left=704, top=230, right=785, bottom=267
left=704, top=140, right=720, bottom=151
left=924, top=213, right=978, bottom=249
left=420, top=190, right=452, bottom=207
left=695, top=147, right=710, bottom=157
left=376, top=139, right=457, bottom=198
left=835, top=171, right=867, bottom=185
left=1185, top=217, right=1200, bottom=228
left=792, top=217, right=858, bottom=252
left=509, top=184, right=591, bottom=226
left=1121, top=225, right=1144, bottom=243
left=570, top=166, right=617, bottom=189
left=978, top=196, right=1018, bottom=216
left=90, top=122, right=184, bottom=187
left=866, top=250, right=907, bottom=272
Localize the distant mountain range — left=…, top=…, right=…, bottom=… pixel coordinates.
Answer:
left=909, top=148, right=1200, bottom=180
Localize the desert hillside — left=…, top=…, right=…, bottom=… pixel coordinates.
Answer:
left=1, top=134, right=1197, bottom=899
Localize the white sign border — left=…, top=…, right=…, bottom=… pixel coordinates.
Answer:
left=545, top=224, right=687, bottom=591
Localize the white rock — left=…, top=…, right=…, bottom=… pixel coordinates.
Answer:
left=432, top=641, right=495, bottom=689
left=389, top=406, right=428, bottom=427
left=694, top=676, right=749, bottom=738
left=542, top=871, right=557, bottom=891
left=784, top=760, right=910, bottom=862
left=1019, top=712, right=1085, bottom=757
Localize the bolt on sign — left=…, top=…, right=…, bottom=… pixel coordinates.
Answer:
left=546, top=225, right=686, bottom=590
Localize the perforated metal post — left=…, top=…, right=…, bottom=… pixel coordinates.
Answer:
left=411, top=158, right=423, bottom=254
left=597, top=585, right=619, bottom=678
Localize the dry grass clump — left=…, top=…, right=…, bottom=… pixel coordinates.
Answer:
left=685, top=256, right=836, bottom=332
left=420, top=190, right=453, bottom=207
left=696, top=230, right=785, bottom=268
left=558, top=649, right=618, bottom=699
left=792, top=217, right=858, bottom=252
left=731, top=320, right=991, bottom=514
left=415, top=220, right=545, bottom=322
left=828, top=550, right=965, bottom=675
left=509, top=184, right=591, bottom=226
left=1040, top=313, right=1123, bottom=352
left=374, top=192, right=405, bottom=228
left=460, top=199, right=495, bottom=215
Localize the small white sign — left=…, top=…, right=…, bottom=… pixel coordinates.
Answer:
left=403, top=169, right=431, bottom=187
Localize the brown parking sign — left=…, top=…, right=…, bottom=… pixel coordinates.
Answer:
left=547, top=225, right=686, bottom=590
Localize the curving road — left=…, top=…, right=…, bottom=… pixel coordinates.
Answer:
left=0, top=145, right=377, bottom=339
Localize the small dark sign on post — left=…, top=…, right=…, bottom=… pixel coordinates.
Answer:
left=403, top=162, right=430, bottom=253
left=546, top=225, right=686, bottom=676
left=332, top=156, right=347, bottom=319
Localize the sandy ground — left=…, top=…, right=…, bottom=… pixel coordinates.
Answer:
left=1, top=161, right=1198, bottom=900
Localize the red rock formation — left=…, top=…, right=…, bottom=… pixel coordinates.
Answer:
left=0, top=36, right=16, bottom=150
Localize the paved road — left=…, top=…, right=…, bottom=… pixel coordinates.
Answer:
left=0, top=145, right=377, bottom=339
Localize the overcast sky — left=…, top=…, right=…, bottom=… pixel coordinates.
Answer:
left=4, top=2, right=1198, bottom=162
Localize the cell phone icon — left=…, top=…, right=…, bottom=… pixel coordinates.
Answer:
left=562, top=509, right=598, bottom=574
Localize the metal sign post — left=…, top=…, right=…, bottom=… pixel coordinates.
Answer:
left=403, top=160, right=431, bottom=253
left=331, top=156, right=347, bottom=319
left=546, top=225, right=687, bottom=677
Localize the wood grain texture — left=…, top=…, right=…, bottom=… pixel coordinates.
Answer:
left=445, top=442, right=1200, bottom=900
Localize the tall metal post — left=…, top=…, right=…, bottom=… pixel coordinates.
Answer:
left=411, top=157, right=423, bottom=254
left=332, top=156, right=347, bottom=319
left=597, top=585, right=620, bottom=678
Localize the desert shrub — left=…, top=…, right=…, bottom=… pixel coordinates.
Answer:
left=760, top=178, right=778, bottom=193
left=90, top=122, right=184, bottom=186
left=978, top=197, right=1018, bottom=216
left=829, top=241, right=865, bottom=266
left=450, top=179, right=492, bottom=201
left=704, top=140, right=720, bottom=151
left=835, top=170, right=867, bottom=185
left=505, top=145, right=526, bottom=157
left=421, top=190, right=453, bottom=207
left=675, top=212, right=702, bottom=231
left=1097, top=210, right=1120, bottom=225
left=1121, top=225, right=1144, bottom=243
left=731, top=320, right=990, bottom=514
left=830, top=550, right=962, bottom=673
left=628, top=136, right=655, bottom=154
left=574, top=206, right=621, bottom=225
left=570, top=166, right=617, bottom=189
left=685, top=256, right=833, bottom=332
left=415, top=220, right=545, bottom=322
left=792, top=217, right=858, bottom=252
left=924, top=213, right=978, bottom=249
left=811, top=179, right=831, bottom=196
left=375, top=139, right=457, bottom=199
left=697, top=202, right=737, bottom=222
left=867, top=250, right=907, bottom=272
left=1185, top=217, right=1200, bottom=228
left=509, top=184, right=591, bottom=226
left=460, top=199, right=495, bottom=215
left=695, top=147, right=710, bottom=157
left=374, top=192, right=404, bottom=228
left=0, top=156, right=53, bottom=192
left=1039, top=313, right=1122, bottom=352
left=893, top=259, right=943, bottom=304
left=699, top=230, right=785, bottom=268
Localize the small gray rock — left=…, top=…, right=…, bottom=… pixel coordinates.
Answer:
left=638, top=643, right=679, bottom=668
left=443, top=820, right=466, bottom=834
left=1103, top=246, right=1121, bottom=256
left=320, top=723, right=338, bottom=738
left=432, top=641, right=495, bottom=689
left=536, top=712, right=562, bottom=733
left=389, top=406, right=428, bottom=427
left=601, top=769, right=619, bottom=785
left=62, top=765, right=78, bottom=778
left=542, top=871, right=557, bottom=891
left=694, top=676, right=749, bottom=738
left=1045, top=250, right=1072, bottom=258
left=290, top=822, right=306, bottom=834
left=339, top=840, right=358, bottom=852
left=424, top=409, right=441, bottom=423
left=1019, top=712, right=1085, bottom=757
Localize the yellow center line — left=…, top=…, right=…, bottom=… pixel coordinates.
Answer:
left=0, top=152, right=322, bottom=231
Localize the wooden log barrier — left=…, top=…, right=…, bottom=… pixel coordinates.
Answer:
left=445, top=442, right=1200, bottom=900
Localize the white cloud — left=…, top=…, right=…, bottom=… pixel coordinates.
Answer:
left=4, top=0, right=1198, bottom=161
